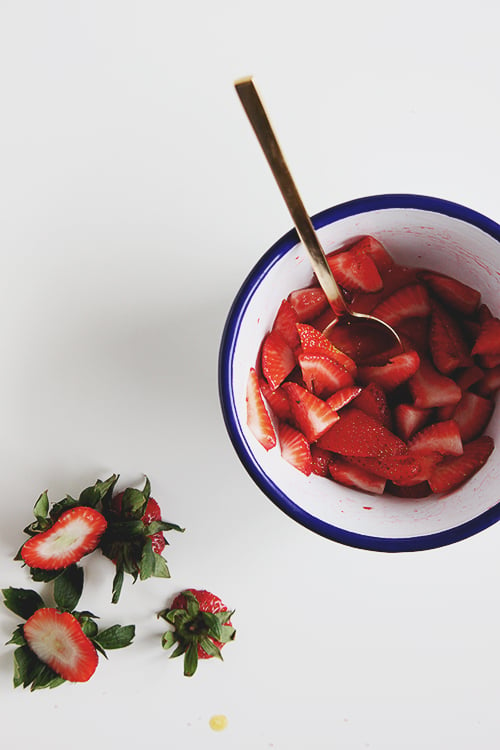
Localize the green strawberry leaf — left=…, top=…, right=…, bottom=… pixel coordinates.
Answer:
left=33, top=490, right=49, bottom=522
left=218, top=624, right=236, bottom=644
left=151, top=551, right=170, bottom=579
left=49, top=495, right=79, bottom=521
left=94, top=624, right=135, bottom=650
left=183, top=590, right=200, bottom=618
left=184, top=642, right=199, bottom=677
left=139, top=538, right=155, bottom=580
left=7, top=625, right=27, bottom=646
left=29, top=568, right=64, bottom=583
left=111, top=569, right=125, bottom=605
left=161, top=630, right=176, bottom=650
left=78, top=474, right=119, bottom=509
left=3, top=587, right=45, bottom=620
left=107, top=520, right=146, bottom=538
left=121, top=487, right=148, bottom=519
left=30, top=661, right=64, bottom=691
left=13, top=645, right=38, bottom=688
left=170, top=642, right=187, bottom=659
left=79, top=616, right=99, bottom=639
left=53, top=565, right=84, bottom=611
left=199, top=636, right=223, bottom=660
left=200, top=611, right=223, bottom=641
left=142, top=476, right=151, bottom=500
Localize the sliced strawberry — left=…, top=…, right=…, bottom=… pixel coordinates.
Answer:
left=357, top=350, right=420, bottom=392
left=261, top=330, right=296, bottom=389
left=288, top=286, right=329, bottom=322
left=298, top=353, right=354, bottom=398
left=349, top=453, right=441, bottom=486
left=450, top=391, right=494, bottom=443
left=471, top=317, right=500, bottom=356
left=272, top=299, right=301, bottom=351
left=476, top=365, right=500, bottom=396
left=393, top=403, right=432, bottom=441
left=408, top=420, right=463, bottom=456
left=479, top=352, right=500, bottom=369
left=428, top=436, right=494, bottom=493
left=353, top=382, right=392, bottom=428
left=396, top=317, right=430, bottom=356
left=329, top=458, right=386, bottom=495
left=418, top=271, right=481, bottom=316
left=246, top=368, right=276, bottom=451
left=310, top=445, right=333, bottom=477
left=296, top=323, right=357, bottom=374
left=326, top=244, right=383, bottom=293
left=23, top=608, right=98, bottom=682
left=455, top=365, right=484, bottom=391
left=354, top=235, right=394, bottom=273
left=21, top=507, right=107, bottom=570
left=326, top=385, right=362, bottom=412
left=282, top=382, right=339, bottom=442
left=370, top=284, right=431, bottom=327
left=259, top=377, right=292, bottom=421
left=408, top=358, right=462, bottom=408
left=278, top=423, right=312, bottom=475
left=479, top=304, right=493, bottom=323
left=428, top=301, right=474, bottom=374
left=317, top=407, right=407, bottom=458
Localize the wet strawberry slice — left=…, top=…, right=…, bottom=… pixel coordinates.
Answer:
left=418, top=271, right=481, bottom=317
left=429, top=436, right=494, bottom=493
left=450, top=391, right=494, bottom=443
left=455, top=365, right=484, bottom=391
left=471, top=317, right=500, bottom=356
left=326, top=244, right=383, bottom=293
left=354, top=236, right=394, bottom=273
left=261, top=330, right=296, bottom=390
left=298, top=353, right=354, bottom=398
left=282, top=382, right=339, bottom=442
left=317, top=407, right=407, bottom=458
left=272, top=299, right=301, bottom=350
left=353, top=382, right=392, bottom=428
left=296, top=323, right=357, bottom=374
left=288, top=286, right=329, bottom=322
left=325, top=385, right=362, bottom=412
left=393, top=404, right=431, bottom=441
left=408, top=420, right=463, bottom=456
left=357, top=350, right=420, bottom=392
left=370, top=283, right=431, bottom=327
left=428, top=300, right=474, bottom=374
left=476, top=365, right=500, bottom=396
left=408, top=358, right=462, bottom=408
left=246, top=368, right=276, bottom=451
left=310, top=446, right=333, bottom=477
left=348, top=453, right=442, bottom=486
left=259, top=378, right=292, bottom=421
left=278, top=423, right=312, bottom=476
left=329, top=458, right=386, bottom=495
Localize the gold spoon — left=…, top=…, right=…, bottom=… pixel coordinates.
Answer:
left=234, top=76, right=403, bottom=356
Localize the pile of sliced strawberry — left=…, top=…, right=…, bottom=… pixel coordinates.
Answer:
left=246, top=236, right=498, bottom=497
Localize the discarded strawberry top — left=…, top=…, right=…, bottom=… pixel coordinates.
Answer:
left=246, top=235, right=498, bottom=497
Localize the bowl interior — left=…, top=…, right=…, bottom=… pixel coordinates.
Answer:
left=220, top=196, right=500, bottom=551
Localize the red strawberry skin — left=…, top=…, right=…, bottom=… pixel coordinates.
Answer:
left=278, top=422, right=312, bottom=475
left=21, top=507, right=107, bottom=570
left=317, top=407, right=407, bottom=458
left=429, top=436, right=494, bottom=493
left=171, top=590, right=231, bottom=660
left=246, top=367, right=277, bottom=450
left=23, top=608, right=98, bottom=682
left=261, top=330, right=296, bottom=390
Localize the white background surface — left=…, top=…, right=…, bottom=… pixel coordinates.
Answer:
left=0, top=1, right=499, bottom=748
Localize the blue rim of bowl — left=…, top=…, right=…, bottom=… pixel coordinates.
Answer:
left=218, top=193, right=500, bottom=553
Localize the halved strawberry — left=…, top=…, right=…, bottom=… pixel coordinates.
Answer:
left=396, top=317, right=430, bottom=356
left=428, top=301, right=473, bottom=374
left=21, top=507, right=107, bottom=570
left=354, top=236, right=394, bottom=273
left=282, top=382, right=339, bottom=442
left=418, top=271, right=481, bottom=316
left=261, top=330, right=296, bottom=390
left=272, top=299, right=301, bottom=350
left=329, top=458, right=386, bottom=495
left=326, top=244, right=383, bottom=293
left=370, top=284, right=431, bottom=327
left=393, top=403, right=432, bottom=441
left=353, top=382, right=392, bottom=428
left=471, top=317, right=500, bottom=356
left=408, top=358, right=462, bottom=408
left=298, top=353, right=354, bottom=398
left=296, top=323, right=357, bottom=374
left=408, top=420, right=463, bottom=456
left=479, top=304, right=493, bottom=323
left=357, top=350, right=420, bottom=392
left=450, top=391, right=494, bottom=443
left=23, top=608, right=98, bottom=682
left=455, top=365, right=484, bottom=391
left=476, top=365, right=500, bottom=396
left=310, top=445, right=333, bottom=477
left=349, top=453, right=441, bottom=486
left=479, top=353, right=500, bottom=369
left=246, top=368, right=276, bottom=451
left=259, top=377, right=292, bottom=421
left=325, top=385, right=362, bottom=412
left=317, top=407, right=407, bottom=458
left=278, top=423, right=312, bottom=475
left=428, top=436, right=494, bottom=493
left=288, top=286, right=329, bottom=322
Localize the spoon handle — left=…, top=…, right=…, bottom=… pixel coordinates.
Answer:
left=234, top=76, right=347, bottom=316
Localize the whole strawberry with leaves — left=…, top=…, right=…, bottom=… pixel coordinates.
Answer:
left=158, top=589, right=235, bottom=676
left=3, top=565, right=135, bottom=690
left=100, top=476, right=184, bottom=603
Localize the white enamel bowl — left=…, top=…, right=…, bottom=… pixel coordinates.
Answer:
left=218, top=194, right=500, bottom=552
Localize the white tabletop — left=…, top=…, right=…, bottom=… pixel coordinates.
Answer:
left=0, top=2, right=499, bottom=748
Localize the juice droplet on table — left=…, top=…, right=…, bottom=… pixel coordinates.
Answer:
left=209, top=715, right=228, bottom=732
